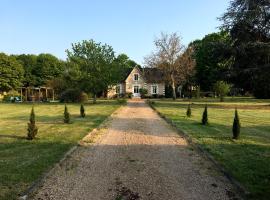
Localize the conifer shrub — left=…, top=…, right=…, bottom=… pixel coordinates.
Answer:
left=80, top=104, right=85, bottom=118
left=202, top=104, right=208, bottom=125
left=232, top=108, right=241, bottom=139
left=64, top=104, right=70, bottom=123
left=186, top=104, right=192, bottom=117
left=27, top=107, right=38, bottom=140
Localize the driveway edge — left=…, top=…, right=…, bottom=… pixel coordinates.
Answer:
left=18, top=104, right=125, bottom=200
left=147, top=100, right=249, bottom=200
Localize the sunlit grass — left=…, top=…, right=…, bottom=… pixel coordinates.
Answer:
left=0, top=101, right=121, bottom=200
left=152, top=98, right=270, bottom=200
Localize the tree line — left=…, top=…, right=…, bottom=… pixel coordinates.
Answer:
left=145, top=0, right=270, bottom=99
left=0, top=40, right=138, bottom=103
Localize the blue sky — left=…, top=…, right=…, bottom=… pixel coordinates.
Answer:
left=0, top=0, right=230, bottom=65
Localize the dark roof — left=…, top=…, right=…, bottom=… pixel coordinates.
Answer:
left=142, top=67, right=164, bottom=83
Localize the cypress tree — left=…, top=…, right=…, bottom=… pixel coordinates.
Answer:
left=80, top=104, right=85, bottom=118
left=27, top=107, right=38, bottom=140
left=232, top=108, right=241, bottom=139
left=202, top=104, right=208, bottom=125
left=64, top=104, right=70, bottom=123
left=186, top=104, right=191, bottom=117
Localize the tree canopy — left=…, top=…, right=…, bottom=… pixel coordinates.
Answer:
left=192, top=32, right=232, bottom=91
left=220, top=0, right=270, bottom=98
left=66, top=39, right=117, bottom=102
left=0, top=53, right=24, bottom=91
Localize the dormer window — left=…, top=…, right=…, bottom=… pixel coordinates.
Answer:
left=134, top=74, right=139, bottom=81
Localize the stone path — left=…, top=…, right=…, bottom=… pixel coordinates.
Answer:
left=33, top=99, right=239, bottom=200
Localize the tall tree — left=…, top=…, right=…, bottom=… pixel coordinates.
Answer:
left=34, top=54, right=64, bottom=86
left=192, top=32, right=233, bottom=91
left=66, top=40, right=116, bottom=103
left=0, top=53, right=24, bottom=91
left=112, top=54, right=138, bottom=83
left=220, top=0, right=270, bottom=98
left=175, top=45, right=196, bottom=88
left=13, top=54, right=38, bottom=86
left=145, top=32, right=185, bottom=100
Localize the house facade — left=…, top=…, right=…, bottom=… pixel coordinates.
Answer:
left=108, top=66, right=165, bottom=98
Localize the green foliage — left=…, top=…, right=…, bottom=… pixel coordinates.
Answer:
left=220, top=0, right=270, bottom=98
left=14, top=54, right=38, bottom=86
left=113, top=54, right=138, bottom=83
left=232, top=108, right=241, bottom=139
left=0, top=53, right=24, bottom=91
left=201, top=105, right=208, bottom=125
left=192, top=32, right=233, bottom=91
left=66, top=39, right=117, bottom=103
left=80, top=104, right=85, bottom=118
left=14, top=53, right=63, bottom=87
left=34, top=54, right=64, bottom=86
left=64, top=105, right=70, bottom=123
left=213, top=81, right=231, bottom=102
left=60, top=89, right=88, bottom=103
left=186, top=104, right=191, bottom=117
left=27, top=107, right=38, bottom=140
left=139, top=88, right=148, bottom=98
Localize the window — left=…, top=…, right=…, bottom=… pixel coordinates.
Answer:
left=152, top=85, right=157, bottom=94
left=134, top=74, right=139, bottom=81
left=134, top=86, right=139, bottom=93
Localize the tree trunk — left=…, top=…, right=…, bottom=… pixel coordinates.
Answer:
left=171, top=74, right=176, bottom=100
left=93, top=94, right=97, bottom=104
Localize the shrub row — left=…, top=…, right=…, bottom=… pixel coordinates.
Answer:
left=186, top=104, right=241, bottom=139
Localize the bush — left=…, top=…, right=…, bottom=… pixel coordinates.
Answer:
left=186, top=104, right=191, bottom=117
left=27, top=107, right=38, bottom=140
left=64, top=105, right=70, bottom=123
left=80, top=104, right=85, bottom=118
left=202, top=104, right=208, bottom=125
left=78, top=92, right=88, bottom=103
left=213, top=81, right=231, bottom=102
left=232, top=109, right=241, bottom=139
left=139, top=88, right=148, bottom=98
left=60, top=89, right=88, bottom=103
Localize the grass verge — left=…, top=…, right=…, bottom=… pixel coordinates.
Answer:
left=151, top=98, right=270, bottom=200
left=0, top=100, right=122, bottom=200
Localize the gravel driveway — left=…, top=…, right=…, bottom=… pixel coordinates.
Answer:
left=33, top=99, right=239, bottom=200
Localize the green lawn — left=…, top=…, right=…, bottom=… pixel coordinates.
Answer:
left=151, top=98, right=270, bottom=200
left=0, top=101, right=121, bottom=200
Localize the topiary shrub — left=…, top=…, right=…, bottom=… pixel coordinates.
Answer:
left=186, top=104, right=191, bottom=117
left=80, top=104, right=85, bottom=118
left=27, top=107, right=38, bottom=140
left=64, top=104, right=70, bottom=123
left=232, top=108, right=241, bottom=139
left=202, top=104, right=208, bottom=125
left=139, top=88, right=148, bottom=98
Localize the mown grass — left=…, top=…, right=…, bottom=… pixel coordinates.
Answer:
left=152, top=98, right=270, bottom=200
left=0, top=100, right=121, bottom=200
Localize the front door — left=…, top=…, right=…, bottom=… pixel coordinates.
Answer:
left=133, top=86, right=140, bottom=97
